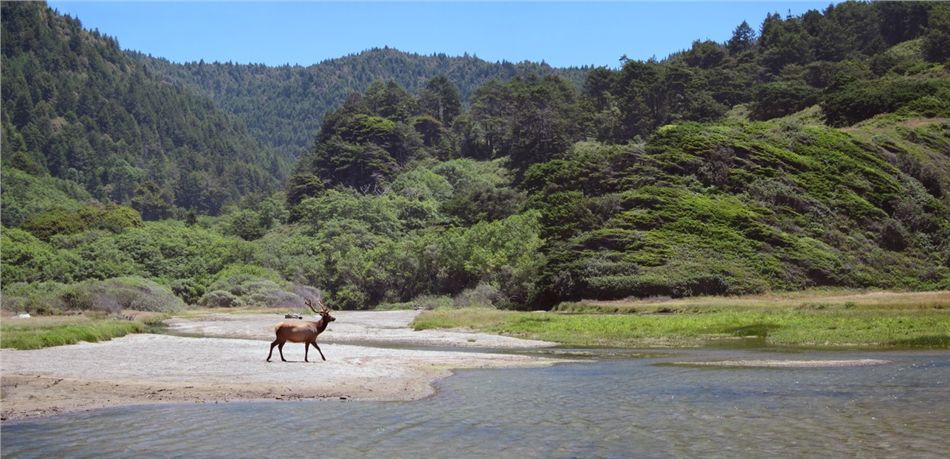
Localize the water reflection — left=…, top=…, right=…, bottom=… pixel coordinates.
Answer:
left=3, top=349, right=948, bottom=458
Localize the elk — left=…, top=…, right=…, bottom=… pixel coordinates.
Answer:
left=266, top=297, right=335, bottom=362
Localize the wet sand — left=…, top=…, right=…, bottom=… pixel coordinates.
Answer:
left=1, top=311, right=558, bottom=421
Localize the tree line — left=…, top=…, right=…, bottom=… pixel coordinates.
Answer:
left=2, top=1, right=948, bottom=312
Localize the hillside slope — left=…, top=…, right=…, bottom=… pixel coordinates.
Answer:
left=136, top=48, right=589, bottom=159
left=1, top=2, right=290, bottom=219
left=526, top=113, right=950, bottom=305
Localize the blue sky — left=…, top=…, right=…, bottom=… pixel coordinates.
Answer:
left=48, top=1, right=833, bottom=68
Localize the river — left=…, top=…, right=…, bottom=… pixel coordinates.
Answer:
left=2, top=348, right=947, bottom=458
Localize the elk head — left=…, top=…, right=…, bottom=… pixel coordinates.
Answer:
left=305, top=297, right=336, bottom=323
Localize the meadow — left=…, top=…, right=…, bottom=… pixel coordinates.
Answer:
left=412, top=290, right=950, bottom=348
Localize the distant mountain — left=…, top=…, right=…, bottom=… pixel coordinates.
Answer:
left=134, top=48, right=590, bottom=159
left=1, top=2, right=290, bottom=219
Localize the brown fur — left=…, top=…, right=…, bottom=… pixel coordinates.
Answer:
left=266, top=302, right=335, bottom=362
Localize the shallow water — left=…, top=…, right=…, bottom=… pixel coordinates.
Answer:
left=3, top=348, right=948, bottom=458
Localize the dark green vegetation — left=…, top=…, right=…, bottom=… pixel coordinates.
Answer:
left=138, top=48, right=589, bottom=160
left=2, top=2, right=949, bottom=323
left=412, top=291, right=950, bottom=347
left=1, top=2, right=289, bottom=218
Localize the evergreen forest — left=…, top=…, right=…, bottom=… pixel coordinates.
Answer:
left=2, top=1, right=949, bottom=313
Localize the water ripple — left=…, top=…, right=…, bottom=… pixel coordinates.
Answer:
left=3, top=349, right=948, bottom=458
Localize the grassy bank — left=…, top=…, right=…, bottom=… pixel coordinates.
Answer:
left=0, top=313, right=167, bottom=350
left=412, top=291, right=950, bottom=348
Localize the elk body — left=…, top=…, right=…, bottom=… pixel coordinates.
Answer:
left=267, top=298, right=335, bottom=362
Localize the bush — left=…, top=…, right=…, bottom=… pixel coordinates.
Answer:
left=199, top=290, right=242, bottom=307
left=1, top=228, right=81, bottom=286
left=822, top=77, right=945, bottom=126
left=198, top=264, right=313, bottom=308
left=750, top=81, right=819, bottom=120
left=4, top=277, right=186, bottom=314
left=454, top=283, right=507, bottom=308
left=61, top=277, right=186, bottom=313
left=169, top=278, right=206, bottom=305
left=99, top=220, right=252, bottom=284
left=331, top=285, right=369, bottom=310
left=880, top=219, right=909, bottom=251
left=289, top=190, right=403, bottom=237
left=0, top=167, right=90, bottom=228
left=21, top=208, right=89, bottom=240
left=219, top=209, right=268, bottom=241
left=20, top=204, right=143, bottom=240
left=0, top=281, right=68, bottom=314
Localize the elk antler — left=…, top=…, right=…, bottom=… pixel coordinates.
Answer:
left=304, top=298, right=320, bottom=314
left=317, top=296, right=331, bottom=313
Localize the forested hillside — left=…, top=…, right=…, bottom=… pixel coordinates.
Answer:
left=136, top=48, right=589, bottom=159
left=2, top=1, right=949, bottom=314
left=1, top=2, right=289, bottom=221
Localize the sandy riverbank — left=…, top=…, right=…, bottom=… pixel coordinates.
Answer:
left=1, top=311, right=558, bottom=421
left=166, top=310, right=556, bottom=348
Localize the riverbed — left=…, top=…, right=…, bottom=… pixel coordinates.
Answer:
left=0, top=311, right=561, bottom=420
left=3, top=348, right=947, bottom=458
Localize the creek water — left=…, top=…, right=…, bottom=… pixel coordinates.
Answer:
left=2, top=348, right=948, bottom=458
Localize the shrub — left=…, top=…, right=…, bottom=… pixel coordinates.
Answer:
left=220, top=209, right=268, bottom=241
left=880, top=219, right=909, bottom=251
left=198, top=264, right=313, bottom=308
left=750, top=81, right=819, bottom=120
left=20, top=204, right=143, bottom=240
left=199, top=290, right=242, bottom=307
left=0, top=167, right=90, bottom=228
left=1, top=228, right=81, bottom=286
left=61, top=277, right=186, bottom=313
left=22, top=208, right=89, bottom=240
left=0, top=281, right=68, bottom=314
left=6, top=277, right=186, bottom=314
left=331, top=285, right=369, bottom=310
left=169, top=278, right=207, bottom=305
left=96, top=205, right=144, bottom=232
left=290, top=190, right=403, bottom=237
left=822, top=77, right=944, bottom=126
left=454, top=283, right=506, bottom=308
left=102, top=220, right=251, bottom=283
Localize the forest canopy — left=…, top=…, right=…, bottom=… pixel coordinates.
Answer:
left=2, top=1, right=949, bottom=312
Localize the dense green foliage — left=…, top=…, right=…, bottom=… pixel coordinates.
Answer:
left=137, top=48, right=588, bottom=159
left=1, top=2, right=289, bottom=219
left=2, top=1, right=949, bottom=314
left=526, top=119, right=950, bottom=305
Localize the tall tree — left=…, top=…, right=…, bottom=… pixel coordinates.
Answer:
left=727, top=20, right=757, bottom=55
left=419, top=75, right=462, bottom=126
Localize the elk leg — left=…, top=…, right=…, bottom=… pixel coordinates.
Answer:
left=278, top=342, right=287, bottom=362
left=266, top=340, right=279, bottom=362
left=304, top=342, right=310, bottom=363
left=313, top=341, right=326, bottom=361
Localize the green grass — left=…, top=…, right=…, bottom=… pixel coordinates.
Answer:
left=554, top=290, right=950, bottom=314
left=0, top=314, right=167, bottom=350
left=412, top=291, right=950, bottom=348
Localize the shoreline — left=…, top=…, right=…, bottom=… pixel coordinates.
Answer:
left=1, top=311, right=559, bottom=422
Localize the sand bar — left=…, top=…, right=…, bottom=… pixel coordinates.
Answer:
left=1, top=311, right=558, bottom=421
left=166, top=310, right=555, bottom=348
